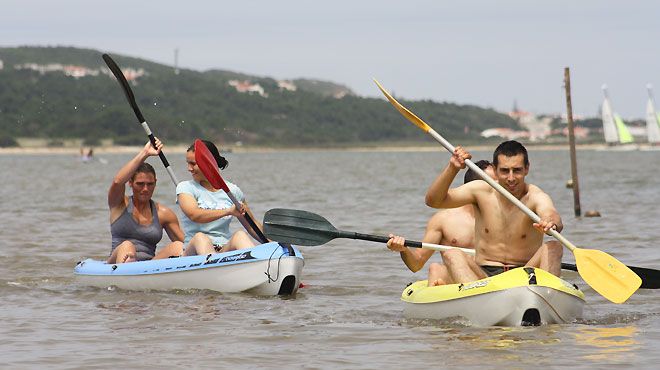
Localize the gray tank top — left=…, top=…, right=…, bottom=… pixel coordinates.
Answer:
left=110, top=196, right=163, bottom=261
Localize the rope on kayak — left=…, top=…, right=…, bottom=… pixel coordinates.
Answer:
left=264, top=245, right=286, bottom=283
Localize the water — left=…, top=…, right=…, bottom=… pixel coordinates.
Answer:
left=1, top=148, right=659, bottom=369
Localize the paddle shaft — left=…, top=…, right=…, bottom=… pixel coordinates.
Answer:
left=224, top=187, right=269, bottom=244
left=143, top=123, right=179, bottom=186
left=364, top=232, right=655, bottom=284
left=359, top=230, right=655, bottom=285
left=371, top=228, right=657, bottom=288
left=338, top=230, right=475, bottom=254
left=102, top=54, right=178, bottom=186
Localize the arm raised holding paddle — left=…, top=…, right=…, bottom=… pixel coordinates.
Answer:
left=425, top=145, right=474, bottom=208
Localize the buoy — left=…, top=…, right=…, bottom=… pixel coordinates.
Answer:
left=584, top=210, right=601, bottom=217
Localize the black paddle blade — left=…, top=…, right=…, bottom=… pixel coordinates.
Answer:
left=631, top=265, right=660, bottom=289
left=263, top=208, right=340, bottom=246
left=102, top=53, right=145, bottom=123
left=562, top=262, right=660, bottom=289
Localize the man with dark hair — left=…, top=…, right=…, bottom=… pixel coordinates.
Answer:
left=463, top=159, right=492, bottom=184
left=387, top=160, right=495, bottom=286
left=423, top=140, right=563, bottom=283
left=492, top=140, right=529, bottom=167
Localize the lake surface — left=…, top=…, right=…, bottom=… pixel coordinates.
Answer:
left=1, top=148, right=659, bottom=369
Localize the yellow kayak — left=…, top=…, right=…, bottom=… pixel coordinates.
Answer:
left=402, top=267, right=585, bottom=326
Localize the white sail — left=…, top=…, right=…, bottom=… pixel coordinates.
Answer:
left=646, top=84, right=660, bottom=144
left=601, top=85, right=620, bottom=144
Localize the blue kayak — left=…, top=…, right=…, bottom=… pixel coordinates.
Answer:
left=74, top=242, right=304, bottom=295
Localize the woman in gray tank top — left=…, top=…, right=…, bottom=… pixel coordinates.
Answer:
left=107, top=139, right=184, bottom=264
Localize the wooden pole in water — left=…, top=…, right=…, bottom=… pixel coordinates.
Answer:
left=564, top=67, right=581, bottom=217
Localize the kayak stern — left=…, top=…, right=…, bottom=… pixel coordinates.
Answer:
left=402, top=267, right=585, bottom=326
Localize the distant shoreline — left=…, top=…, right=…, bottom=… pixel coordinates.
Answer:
left=0, top=143, right=627, bottom=155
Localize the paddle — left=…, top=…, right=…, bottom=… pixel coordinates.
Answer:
left=263, top=208, right=475, bottom=254
left=560, top=262, right=659, bottom=289
left=374, top=79, right=642, bottom=303
left=264, top=207, right=659, bottom=288
left=193, top=139, right=269, bottom=244
left=102, top=53, right=179, bottom=186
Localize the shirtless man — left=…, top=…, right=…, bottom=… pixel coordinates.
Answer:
left=421, top=140, right=563, bottom=283
left=386, top=160, right=496, bottom=286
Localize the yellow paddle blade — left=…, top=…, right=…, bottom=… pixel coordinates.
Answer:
left=573, top=248, right=641, bottom=303
left=373, top=79, right=431, bottom=132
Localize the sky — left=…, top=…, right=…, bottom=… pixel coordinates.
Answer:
left=2, top=0, right=658, bottom=119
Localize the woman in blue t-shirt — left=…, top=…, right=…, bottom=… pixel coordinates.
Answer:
left=176, top=140, right=261, bottom=255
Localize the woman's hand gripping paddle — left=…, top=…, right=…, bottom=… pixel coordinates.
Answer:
left=374, top=79, right=642, bottom=303
left=193, top=139, right=268, bottom=244
left=102, top=53, right=178, bottom=186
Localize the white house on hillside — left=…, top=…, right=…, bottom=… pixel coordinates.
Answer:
left=277, top=80, right=297, bottom=92
left=228, top=80, right=268, bottom=97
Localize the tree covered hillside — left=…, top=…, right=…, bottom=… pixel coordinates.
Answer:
left=0, top=46, right=519, bottom=147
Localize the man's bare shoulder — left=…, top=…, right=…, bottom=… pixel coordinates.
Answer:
left=527, top=184, right=552, bottom=198
left=449, top=180, right=492, bottom=200
left=464, top=180, right=496, bottom=200
left=523, top=184, right=556, bottom=212
left=462, top=179, right=491, bottom=191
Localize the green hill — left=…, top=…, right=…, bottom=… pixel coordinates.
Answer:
left=0, top=46, right=519, bottom=147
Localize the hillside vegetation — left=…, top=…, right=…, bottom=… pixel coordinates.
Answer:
left=0, top=46, right=519, bottom=147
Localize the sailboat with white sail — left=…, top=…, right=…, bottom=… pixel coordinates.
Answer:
left=645, top=84, right=660, bottom=147
left=601, top=84, right=637, bottom=150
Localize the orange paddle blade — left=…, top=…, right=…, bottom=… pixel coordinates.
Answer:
left=573, top=248, right=642, bottom=303
left=373, top=79, right=431, bottom=133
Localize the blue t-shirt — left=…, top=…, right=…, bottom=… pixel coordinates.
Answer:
left=176, top=180, right=244, bottom=246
